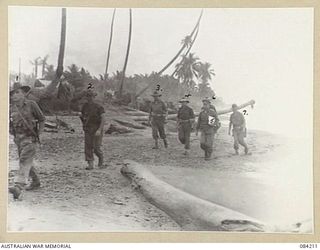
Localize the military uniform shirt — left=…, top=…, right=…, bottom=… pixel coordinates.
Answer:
left=230, top=111, right=245, bottom=127
left=197, top=108, right=219, bottom=132
left=177, top=106, right=195, bottom=120
left=149, top=100, right=167, bottom=116
left=10, top=100, right=45, bottom=136
left=81, top=102, right=105, bottom=131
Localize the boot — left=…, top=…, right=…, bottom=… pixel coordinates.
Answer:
left=26, top=168, right=41, bottom=190
left=204, top=150, right=208, bottom=160
left=98, top=157, right=105, bottom=169
left=85, top=160, right=94, bottom=170
left=206, top=151, right=212, bottom=160
left=235, top=149, right=239, bottom=155
left=152, top=139, right=159, bottom=149
left=183, top=149, right=189, bottom=156
left=9, top=184, right=24, bottom=201
left=163, top=139, right=168, bottom=148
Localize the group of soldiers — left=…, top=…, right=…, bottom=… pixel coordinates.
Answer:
left=9, top=84, right=249, bottom=201
left=148, top=90, right=249, bottom=159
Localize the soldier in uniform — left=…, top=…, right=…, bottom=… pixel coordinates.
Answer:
left=80, top=90, right=106, bottom=170
left=228, top=104, right=249, bottom=155
left=9, top=85, right=45, bottom=200
left=196, top=98, right=220, bottom=160
left=148, top=90, right=168, bottom=149
left=177, top=97, right=195, bottom=156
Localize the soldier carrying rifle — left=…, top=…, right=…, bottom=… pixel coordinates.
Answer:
left=9, top=85, right=45, bottom=200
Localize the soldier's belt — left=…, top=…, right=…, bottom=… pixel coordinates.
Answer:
left=151, top=114, right=165, bottom=117
left=233, top=126, right=243, bottom=130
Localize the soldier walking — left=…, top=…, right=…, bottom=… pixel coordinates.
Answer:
left=196, top=98, right=220, bottom=160
left=177, top=97, right=195, bottom=156
left=148, top=90, right=168, bottom=149
left=80, top=90, right=106, bottom=170
left=9, top=85, right=45, bottom=200
left=228, top=104, right=249, bottom=155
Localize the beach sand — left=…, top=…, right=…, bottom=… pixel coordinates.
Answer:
left=7, top=116, right=313, bottom=232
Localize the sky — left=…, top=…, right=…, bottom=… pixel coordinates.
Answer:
left=8, top=7, right=313, bottom=138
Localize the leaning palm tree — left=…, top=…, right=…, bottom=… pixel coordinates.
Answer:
left=171, top=24, right=200, bottom=77
left=118, top=8, right=132, bottom=98
left=135, top=9, right=203, bottom=98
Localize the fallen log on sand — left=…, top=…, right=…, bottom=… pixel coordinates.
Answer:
left=130, top=100, right=256, bottom=122
left=131, top=116, right=150, bottom=122
left=121, top=160, right=267, bottom=231
left=121, top=160, right=312, bottom=232
left=45, top=118, right=75, bottom=133
left=113, top=118, right=146, bottom=129
left=216, top=100, right=255, bottom=116
left=106, top=123, right=132, bottom=134
left=124, top=111, right=149, bottom=116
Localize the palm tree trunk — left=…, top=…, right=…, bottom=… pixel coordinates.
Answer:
left=118, top=8, right=132, bottom=98
left=35, top=60, right=38, bottom=78
left=105, top=8, right=116, bottom=79
left=135, top=9, right=203, bottom=98
left=45, top=8, right=66, bottom=96
left=56, top=8, right=66, bottom=79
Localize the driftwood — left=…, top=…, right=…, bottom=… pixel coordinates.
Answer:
left=217, top=100, right=255, bottom=115
left=124, top=111, right=149, bottom=116
left=106, top=123, right=132, bottom=134
left=121, top=160, right=312, bottom=233
left=45, top=121, right=58, bottom=129
left=113, top=118, right=146, bottom=129
left=132, top=116, right=150, bottom=122
left=44, top=117, right=75, bottom=133
left=121, top=160, right=268, bottom=231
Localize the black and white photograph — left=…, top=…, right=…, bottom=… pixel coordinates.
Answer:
left=7, top=6, right=313, bottom=233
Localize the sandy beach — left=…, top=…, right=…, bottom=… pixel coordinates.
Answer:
left=8, top=116, right=313, bottom=232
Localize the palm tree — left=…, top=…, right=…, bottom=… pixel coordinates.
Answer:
left=29, top=57, right=41, bottom=78
left=198, top=62, right=215, bottom=83
left=157, top=10, right=203, bottom=76
left=45, top=7, right=67, bottom=96
left=171, top=25, right=200, bottom=77
left=135, top=9, right=203, bottom=98
left=40, top=55, right=49, bottom=78
left=56, top=8, right=66, bottom=80
left=43, top=64, right=56, bottom=80
left=174, top=53, right=200, bottom=91
left=105, top=8, right=116, bottom=79
left=197, top=62, right=215, bottom=97
left=118, top=8, right=132, bottom=98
